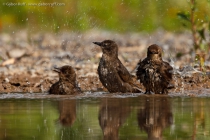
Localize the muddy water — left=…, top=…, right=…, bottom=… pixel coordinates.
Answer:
left=0, top=95, right=209, bottom=140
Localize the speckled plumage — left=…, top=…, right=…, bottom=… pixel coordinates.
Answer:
left=136, top=44, right=173, bottom=94
left=93, top=40, right=142, bottom=93
left=49, top=65, right=81, bottom=95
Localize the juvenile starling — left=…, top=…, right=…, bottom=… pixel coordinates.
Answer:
left=136, top=44, right=173, bottom=94
left=93, top=40, right=142, bottom=93
left=49, top=65, right=81, bottom=95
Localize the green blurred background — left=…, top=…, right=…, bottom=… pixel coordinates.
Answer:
left=0, top=0, right=210, bottom=32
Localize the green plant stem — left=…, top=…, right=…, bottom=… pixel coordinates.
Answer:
left=190, top=0, right=199, bottom=51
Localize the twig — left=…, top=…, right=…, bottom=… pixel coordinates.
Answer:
left=190, top=0, right=199, bottom=51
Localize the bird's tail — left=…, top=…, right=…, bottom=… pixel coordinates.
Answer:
left=130, top=75, right=143, bottom=93
left=132, top=86, right=143, bottom=93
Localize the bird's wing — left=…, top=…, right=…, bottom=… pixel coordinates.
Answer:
left=162, top=61, right=173, bottom=79
left=136, top=58, right=148, bottom=81
left=116, top=60, right=132, bottom=82
left=162, top=62, right=174, bottom=89
left=117, top=59, right=142, bottom=92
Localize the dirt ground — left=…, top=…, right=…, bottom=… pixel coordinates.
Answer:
left=0, top=29, right=210, bottom=95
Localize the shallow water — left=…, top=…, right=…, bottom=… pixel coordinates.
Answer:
left=0, top=95, right=210, bottom=140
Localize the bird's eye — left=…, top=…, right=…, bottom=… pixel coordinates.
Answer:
left=104, top=43, right=109, bottom=46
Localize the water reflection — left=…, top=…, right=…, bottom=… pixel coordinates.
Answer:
left=137, top=97, right=173, bottom=140
left=98, top=98, right=131, bottom=140
left=0, top=97, right=210, bottom=139
left=58, top=99, right=76, bottom=126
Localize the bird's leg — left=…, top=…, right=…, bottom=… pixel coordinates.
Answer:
left=145, top=89, right=151, bottom=94
left=162, top=89, right=168, bottom=94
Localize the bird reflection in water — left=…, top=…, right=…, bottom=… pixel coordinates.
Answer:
left=58, top=99, right=76, bottom=126
left=98, top=98, right=131, bottom=140
left=137, top=97, right=173, bottom=140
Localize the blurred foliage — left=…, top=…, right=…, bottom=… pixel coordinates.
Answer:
left=0, top=0, right=209, bottom=32
left=177, top=0, right=210, bottom=71
left=195, top=53, right=206, bottom=71
left=177, top=0, right=210, bottom=51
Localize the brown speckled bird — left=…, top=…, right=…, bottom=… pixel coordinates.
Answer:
left=49, top=65, right=81, bottom=95
left=136, top=44, right=173, bottom=94
left=93, top=40, right=142, bottom=93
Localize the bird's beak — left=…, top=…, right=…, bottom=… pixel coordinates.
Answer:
left=53, top=67, right=61, bottom=73
left=93, top=42, right=102, bottom=46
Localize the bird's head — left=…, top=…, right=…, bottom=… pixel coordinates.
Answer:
left=53, top=65, right=76, bottom=82
left=93, top=40, right=118, bottom=57
left=147, top=44, right=162, bottom=60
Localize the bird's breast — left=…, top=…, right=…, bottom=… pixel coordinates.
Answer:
left=101, top=67, right=108, bottom=75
